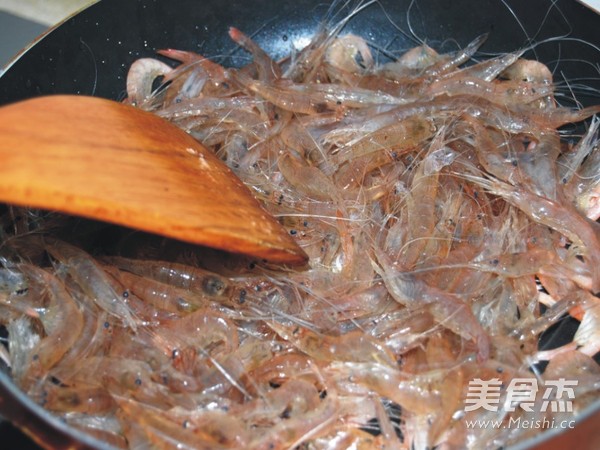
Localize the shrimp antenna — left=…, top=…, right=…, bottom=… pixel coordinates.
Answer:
left=325, top=0, right=378, bottom=39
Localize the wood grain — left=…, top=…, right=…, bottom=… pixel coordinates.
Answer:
left=0, top=95, right=307, bottom=264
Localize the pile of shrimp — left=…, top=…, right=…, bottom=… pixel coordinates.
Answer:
left=2, top=8, right=600, bottom=450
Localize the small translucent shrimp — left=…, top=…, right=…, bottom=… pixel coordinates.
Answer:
left=49, top=308, right=110, bottom=384
left=329, top=115, right=436, bottom=168
left=105, top=256, right=230, bottom=301
left=569, top=133, right=600, bottom=220
left=379, top=43, right=441, bottom=77
left=45, top=240, right=139, bottom=330
left=462, top=172, right=600, bottom=293
left=229, top=27, right=281, bottom=82
left=326, top=360, right=435, bottom=416
left=325, top=34, right=373, bottom=73
left=17, top=265, right=84, bottom=387
left=427, top=76, right=554, bottom=105
left=152, top=308, right=239, bottom=359
left=245, top=353, right=316, bottom=393
left=125, top=57, right=173, bottom=106
left=423, top=33, right=489, bottom=77
left=157, top=48, right=228, bottom=91
left=103, top=270, right=176, bottom=325
left=373, top=249, right=490, bottom=361
left=267, top=321, right=397, bottom=367
left=104, top=266, right=207, bottom=314
left=469, top=248, right=557, bottom=278
left=502, top=58, right=553, bottom=84
left=397, top=132, right=445, bottom=268
left=453, top=51, right=522, bottom=82
left=155, top=96, right=261, bottom=121
left=231, top=378, right=321, bottom=424
left=42, top=384, right=116, bottom=415
left=249, top=384, right=339, bottom=450
left=118, top=396, right=246, bottom=449
left=278, top=152, right=339, bottom=201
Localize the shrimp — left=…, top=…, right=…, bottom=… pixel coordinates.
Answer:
left=104, top=266, right=208, bottom=314
left=372, top=249, right=490, bottom=361
left=453, top=51, right=523, bottom=82
left=427, top=75, right=554, bottom=105
left=105, top=256, right=230, bottom=301
left=462, top=172, right=600, bottom=292
left=42, top=384, right=116, bottom=415
left=45, top=240, right=139, bottom=330
left=278, top=152, right=339, bottom=201
left=267, top=320, right=397, bottom=367
left=150, top=308, right=239, bottom=359
left=118, top=396, right=246, bottom=449
left=248, top=384, right=339, bottom=449
left=567, top=129, right=600, bottom=220
left=501, top=58, right=555, bottom=108
left=328, top=115, right=436, bottom=168
left=379, top=43, right=441, bottom=77
left=125, top=57, right=173, bottom=106
left=395, top=131, right=445, bottom=268
left=423, top=33, right=489, bottom=77
left=16, top=265, right=84, bottom=388
left=229, top=27, right=281, bottom=82
left=325, top=34, right=373, bottom=74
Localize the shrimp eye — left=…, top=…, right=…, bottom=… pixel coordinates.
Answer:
left=202, top=276, right=226, bottom=296
left=354, top=51, right=366, bottom=69
left=280, top=406, right=292, bottom=419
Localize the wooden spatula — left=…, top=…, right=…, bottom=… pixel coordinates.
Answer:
left=0, top=95, right=307, bottom=265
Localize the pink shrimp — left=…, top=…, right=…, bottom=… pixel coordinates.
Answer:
left=229, top=27, right=281, bottom=82
left=105, top=256, right=230, bottom=300
left=45, top=240, right=139, bottom=330
left=125, top=57, right=172, bottom=106
left=373, top=249, right=490, bottom=361
left=104, top=266, right=208, bottom=314
left=325, top=34, right=373, bottom=74
left=17, top=264, right=84, bottom=388
left=462, top=172, right=600, bottom=293
left=42, top=384, right=116, bottom=415
left=267, top=320, right=397, bottom=367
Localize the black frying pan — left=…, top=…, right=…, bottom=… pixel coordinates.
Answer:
left=0, top=0, right=599, bottom=448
